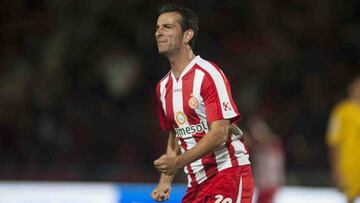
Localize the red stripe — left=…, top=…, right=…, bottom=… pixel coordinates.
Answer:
left=196, top=65, right=223, bottom=123
left=181, top=70, right=198, bottom=125
left=178, top=137, right=197, bottom=187
left=192, top=135, right=219, bottom=180
left=210, top=62, right=241, bottom=123
left=183, top=70, right=219, bottom=181
left=181, top=70, right=201, bottom=186
left=226, top=137, right=239, bottom=167
left=196, top=64, right=240, bottom=168
left=164, top=76, right=175, bottom=127
left=197, top=63, right=240, bottom=124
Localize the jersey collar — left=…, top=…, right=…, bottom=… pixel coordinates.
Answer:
left=171, top=55, right=200, bottom=81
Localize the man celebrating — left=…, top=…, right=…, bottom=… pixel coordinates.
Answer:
left=151, top=4, right=254, bottom=203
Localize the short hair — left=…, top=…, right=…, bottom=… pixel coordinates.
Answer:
left=158, top=3, right=199, bottom=49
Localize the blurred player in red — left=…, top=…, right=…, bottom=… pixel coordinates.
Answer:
left=151, top=3, right=254, bottom=203
left=248, top=116, right=285, bottom=203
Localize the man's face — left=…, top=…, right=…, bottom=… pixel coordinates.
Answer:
left=155, top=12, right=184, bottom=56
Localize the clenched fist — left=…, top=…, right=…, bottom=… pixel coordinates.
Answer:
left=151, top=183, right=171, bottom=201
left=154, top=154, right=181, bottom=175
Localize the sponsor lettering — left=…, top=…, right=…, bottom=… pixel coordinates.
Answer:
left=175, top=120, right=208, bottom=136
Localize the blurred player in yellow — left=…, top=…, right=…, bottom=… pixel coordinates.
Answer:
left=326, top=74, right=360, bottom=203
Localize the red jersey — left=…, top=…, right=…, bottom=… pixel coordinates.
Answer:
left=156, top=56, right=250, bottom=187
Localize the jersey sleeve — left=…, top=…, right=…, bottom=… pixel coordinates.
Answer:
left=156, top=83, right=172, bottom=131
left=200, top=67, right=240, bottom=125
left=326, top=105, right=344, bottom=146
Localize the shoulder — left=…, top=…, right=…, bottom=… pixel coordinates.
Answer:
left=157, top=71, right=171, bottom=86
left=332, top=100, right=353, bottom=117
left=194, top=57, right=227, bottom=82
left=156, top=71, right=171, bottom=96
left=195, top=57, right=222, bottom=73
left=159, top=71, right=171, bottom=83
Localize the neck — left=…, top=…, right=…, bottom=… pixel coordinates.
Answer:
left=167, top=47, right=196, bottom=79
left=350, top=96, right=360, bottom=106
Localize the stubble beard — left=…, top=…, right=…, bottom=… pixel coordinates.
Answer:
left=158, top=45, right=182, bottom=59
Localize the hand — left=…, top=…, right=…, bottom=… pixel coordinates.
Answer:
left=151, top=182, right=171, bottom=201
left=229, top=124, right=242, bottom=136
left=154, top=154, right=181, bottom=175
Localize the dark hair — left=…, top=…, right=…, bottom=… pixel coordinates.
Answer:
left=158, top=3, right=199, bottom=49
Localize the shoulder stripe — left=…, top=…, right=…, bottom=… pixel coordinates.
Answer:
left=196, top=58, right=238, bottom=119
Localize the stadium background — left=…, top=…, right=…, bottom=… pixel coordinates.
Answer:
left=0, top=0, right=359, bottom=201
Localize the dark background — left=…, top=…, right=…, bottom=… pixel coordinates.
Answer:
left=0, top=0, right=359, bottom=186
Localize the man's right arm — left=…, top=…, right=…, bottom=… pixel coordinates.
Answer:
left=151, top=130, right=180, bottom=201
left=328, top=146, right=340, bottom=186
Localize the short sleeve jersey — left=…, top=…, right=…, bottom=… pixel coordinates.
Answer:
left=326, top=100, right=360, bottom=188
left=156, top=56, right=250, bottom=187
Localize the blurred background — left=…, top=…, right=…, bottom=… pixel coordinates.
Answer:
left=0, top=0, right=359, bottom=189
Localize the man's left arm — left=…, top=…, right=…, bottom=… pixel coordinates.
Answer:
left=154, top=119, right=232, bottom=175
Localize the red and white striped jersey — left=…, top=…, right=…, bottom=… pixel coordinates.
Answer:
left=156, top=55, right=250, bottom=187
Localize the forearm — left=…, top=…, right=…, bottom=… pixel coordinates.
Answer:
left=154, top=120, right=231, bottom=175
left=177, top=120, right=230, bottom=168
left=166, top=130, right=180, bottom=156
left=329, top=146, right=339, bottom=176
left=157, top=130, right=180, bottom=182
left=159, top=172, right=175, bottom=184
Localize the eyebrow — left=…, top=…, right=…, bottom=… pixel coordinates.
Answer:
left=156, top=23, right=175, bottom=28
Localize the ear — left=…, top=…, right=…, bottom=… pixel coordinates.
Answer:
left=183, top=29, right=194, bottom=44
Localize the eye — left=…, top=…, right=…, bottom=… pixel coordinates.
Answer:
left=164, top=24, right=174, bottom=29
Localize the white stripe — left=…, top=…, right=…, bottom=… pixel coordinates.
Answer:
left=191, top=69, right=210, bottom=184
left=213, top=144, right=232, bottom=170
left=172, top=79, right=185, bottom=128
left=192, top=69, right=208, bottom=125
left=159, top=75, right=169, bottom=115
left=172, top=77, right=205, bottom=185
left=213, top=134, right=250, bottom=172
left=186, top=175, right=192, bottom=187
left=196, top=57, right=238, bottom=119
left=231, top=135, right=250, bottom=166
left=194, top=64, right=233, bottom=171
left=186, top=135, right=206, bottom=184
left=236, top=175, right=243, bottom=203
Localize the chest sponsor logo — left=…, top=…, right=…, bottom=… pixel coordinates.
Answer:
left=188, top=94, right=199, bottom=109
left=175, top=120, right=208, bottom=136
left=175, top=111, right=187, bottom=125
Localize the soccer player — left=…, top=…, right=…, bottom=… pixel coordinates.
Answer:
left=326, top=74, right=360, bottom=203
left=151, top=4, right=254, bottom=203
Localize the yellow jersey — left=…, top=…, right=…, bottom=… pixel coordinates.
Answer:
left=326, top=99, right=360, bottom=198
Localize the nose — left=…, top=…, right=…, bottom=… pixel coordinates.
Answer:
left=155, top=27, right=163, bottom=38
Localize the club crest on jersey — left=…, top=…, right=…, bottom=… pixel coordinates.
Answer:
left=175, top=111, right=187, bottom=125
left=188, top=94, right=199, bottom=109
